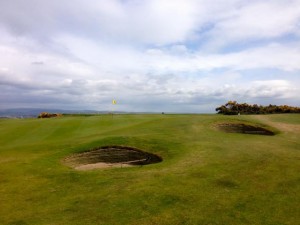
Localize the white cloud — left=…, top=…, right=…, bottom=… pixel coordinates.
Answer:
left=246, top=80, right=294, bottom=98
left=0, top=0, right=202, bottom=45
left=0, top=0, right=300, bottom=112
left=210, top=43, right=300, bottom=71
left=237, top=2, right=297, bottom=36
left=203, top=0, right=300, bottom=49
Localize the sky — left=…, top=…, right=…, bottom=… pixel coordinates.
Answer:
left=0, top=0, right=300, bottom=113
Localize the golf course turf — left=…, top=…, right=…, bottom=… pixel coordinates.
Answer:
left=0, top=114, right=299, bottom=224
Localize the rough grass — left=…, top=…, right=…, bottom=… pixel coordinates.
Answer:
left=0, top=114, right=299, bottom=225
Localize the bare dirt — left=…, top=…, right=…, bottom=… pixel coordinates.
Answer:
left=64, top=145, right=163, bottom=170
left=217, top=123, right=275, bottom=135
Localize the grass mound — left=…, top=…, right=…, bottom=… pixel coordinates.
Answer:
left=217, top=123, right=275, bottom=135
left=64, top=145, right=163, bottom=170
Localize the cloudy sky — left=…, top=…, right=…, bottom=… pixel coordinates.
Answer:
left=0, top=0, right=300, bottom=113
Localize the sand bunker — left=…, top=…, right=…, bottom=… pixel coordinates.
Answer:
left=217, top=123, right=275, bottom=135
left=64, top=145, right=162, bottom=170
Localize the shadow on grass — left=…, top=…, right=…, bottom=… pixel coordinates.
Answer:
left=217, top=123, right=275, bottom=136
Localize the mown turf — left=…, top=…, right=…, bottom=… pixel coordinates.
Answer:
left=0, top=114, right=299, bottom=225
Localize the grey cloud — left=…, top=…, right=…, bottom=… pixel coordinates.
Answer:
left=1, top=0, right=300, bottom=48
left=0, top=0, right=195, bottom=45
left=1, top=1, right=300, bottom=112
left=31, top=61, right=44, bottom=65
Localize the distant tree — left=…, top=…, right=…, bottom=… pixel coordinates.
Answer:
left=216, top=101, right=238, bottom=115
left=38, top=112, right=62, bottom=118
left=216, top=101, right=300, bottom=115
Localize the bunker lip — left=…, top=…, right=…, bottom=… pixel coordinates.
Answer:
left=64, top=145, right=163, bottom=170
left=217, top=123, right=275, bottom=136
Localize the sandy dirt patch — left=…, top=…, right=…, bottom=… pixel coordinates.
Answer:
left=64, top=145, right=162, bottom=170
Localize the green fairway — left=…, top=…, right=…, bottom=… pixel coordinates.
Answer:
left=0, top=114, right=299, bottom=225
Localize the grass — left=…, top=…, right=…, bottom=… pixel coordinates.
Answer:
left=0, top=114, right=299, bottom=225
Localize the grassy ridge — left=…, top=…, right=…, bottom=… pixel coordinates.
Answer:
left=0, top=114, right=299, bottom=225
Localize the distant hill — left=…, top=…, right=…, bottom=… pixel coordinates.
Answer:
left=0, top=108, right=172, bottom=118
left=0, top=108, right=109, bottom=118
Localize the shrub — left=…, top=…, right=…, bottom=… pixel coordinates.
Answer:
left=216, top=101, right=300, bottom=115
left=37, top=112, right=62, bottom=118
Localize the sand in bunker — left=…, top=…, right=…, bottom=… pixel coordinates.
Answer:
left=64, top=145, right=162, bottom=171
left=75, top=162, right=134, bottom=170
